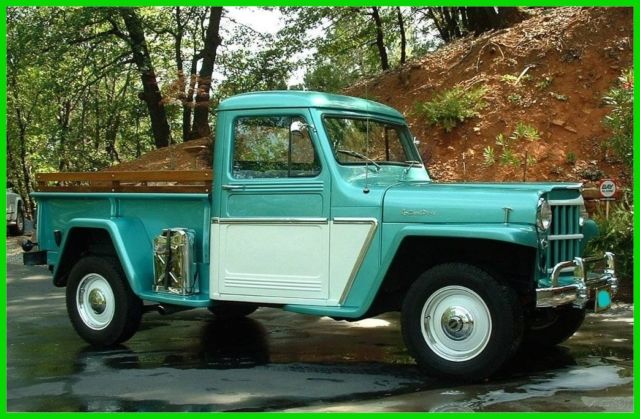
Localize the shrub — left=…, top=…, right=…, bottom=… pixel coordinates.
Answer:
left=483, top=146, right=495, bottom=167
left=500, top=73, right=532, bottom=86
left=586, top=198, right=633, bottom=281
left=535, top=75, right=553, bottom=90
left=507, top=93, right=523, bottom=106
left=566, top=151, right=576, bottom=165
left=492, top=123, right=540, bottom=173
left=512, top=122, right=540, bottom=141
left=416, top=85, right=487, bottom=132
left=603, top=68, right=633, bottom=169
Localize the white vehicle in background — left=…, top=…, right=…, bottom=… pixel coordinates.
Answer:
left=6, top=182, right=25, bottom=236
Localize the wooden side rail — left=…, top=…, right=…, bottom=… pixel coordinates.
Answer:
left=36, top=170, right=213, bottom=193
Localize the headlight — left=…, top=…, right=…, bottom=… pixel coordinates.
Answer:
left=537, top=198, right=552, bottom=231
left=579, top=203, right=588, bottom=227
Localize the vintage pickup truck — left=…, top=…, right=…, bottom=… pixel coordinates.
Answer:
left=6, top=182, right=25, bottom=236
left=26, top=91, right=617, bottom=381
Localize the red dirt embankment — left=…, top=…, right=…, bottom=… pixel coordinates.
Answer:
left=110, top=8, right=632, bottom=191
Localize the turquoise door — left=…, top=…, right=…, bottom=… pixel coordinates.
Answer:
left=211, top=109, right=332, bottom=304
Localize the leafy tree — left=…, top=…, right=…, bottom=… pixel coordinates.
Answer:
left=603, top=69, right=633, bottom=172
left=416, top=7, right=525, bottom=42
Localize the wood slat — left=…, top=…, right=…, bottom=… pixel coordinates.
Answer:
left=35, top=170, right=213, bottom=193
left=36, top=170, right=212, bottom=182
left=37, top=185, right=210, bottom=193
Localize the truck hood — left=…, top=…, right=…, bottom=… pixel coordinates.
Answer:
left=383, top=182, right=582, bottom=225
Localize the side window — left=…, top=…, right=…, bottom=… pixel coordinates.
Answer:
left=233, top=116, right=320, bottom=179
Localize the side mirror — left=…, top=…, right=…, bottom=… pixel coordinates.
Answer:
left=290, top=120, right=308, bottom=135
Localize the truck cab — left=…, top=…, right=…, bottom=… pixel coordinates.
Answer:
left=28, top=91, right=617, bottom=381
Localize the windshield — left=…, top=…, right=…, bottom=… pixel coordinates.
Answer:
left=323, top=116, right=420, bottom=166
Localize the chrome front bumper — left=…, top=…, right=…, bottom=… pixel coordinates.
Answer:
left=536, top=252, right=617, bottom=309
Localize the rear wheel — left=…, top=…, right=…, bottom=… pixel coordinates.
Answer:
left=9, top=205, right=25, bottom=236
left=523, top=306, right=586, bottom=347
left=66, top=256, right=143, bottom=347
left=401, top=263, right=523, bottom=381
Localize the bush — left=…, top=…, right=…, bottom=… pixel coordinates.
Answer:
left=416, top=85, right=487, bottom=132
left=586, top=198, right=633, bottom=281
left=603, top=68, right=633, bottom=169
left=493, top=123, right=540, bottom=169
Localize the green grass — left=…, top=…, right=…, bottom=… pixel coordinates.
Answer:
left=415, top=85, right=487, bottom=132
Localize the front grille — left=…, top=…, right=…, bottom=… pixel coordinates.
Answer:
left=546, top=204, right=582, bottom=271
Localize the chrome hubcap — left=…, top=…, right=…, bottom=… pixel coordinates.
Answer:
left=441, top=306, right=474, bottom=340
left=89, top=289, right=107, bottom=314
left=421, top=285, right=492, bottom=362
left=76, top=274, right=115, bottom=330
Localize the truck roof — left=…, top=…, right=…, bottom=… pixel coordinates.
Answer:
left=217, top=90, right=404, bottom=119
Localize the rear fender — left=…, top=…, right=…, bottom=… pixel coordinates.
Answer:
left=53, top=217, right=152, bottom=294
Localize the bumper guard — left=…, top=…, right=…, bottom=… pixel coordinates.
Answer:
left=536, top=252, right=617, bottom=309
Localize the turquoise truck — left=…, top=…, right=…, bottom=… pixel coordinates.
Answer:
left=25, top=91, right=617, bottom=381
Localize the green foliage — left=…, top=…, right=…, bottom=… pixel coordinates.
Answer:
left=415, top=85, right=487, bottom=132
left=492, top=123, right=540, bottom=169
left=578, top=165, right=605, bottom=181
left=512, top=121, right=540, bottom=141
left=586, top=199, right=633, bottom=281
left=500, top=73, right=531, bottom=86
left=507, top=93, right=523, bottom=105
left=603, top=68, right=633, bottom=169
left=535, top=74, right=553, bottom=90
left=482, top=146, right=495, bottom=167
left=280, top=7, right=437, bottom=90
left=303, top=62, right=359, bottom=93
left=549, top=91, right=568, bottom=101
left=500, top=147, right=520, bottom=167
left=566, top=151, right=577, bottom=165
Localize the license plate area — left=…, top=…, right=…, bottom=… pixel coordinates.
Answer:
left=593, top=286, right=612, bottom=313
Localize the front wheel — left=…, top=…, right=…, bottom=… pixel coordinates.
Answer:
left=66, top=256, right=143, bottom=347
left=401, top=263, right=523, bottom=381
left=523, top=306, right=586, bottom=347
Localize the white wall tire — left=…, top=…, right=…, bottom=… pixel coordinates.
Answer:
left=75, top=274, right=116, bottom=330
left=421, top=285, right=492, bottom=362
left=402, top=263, right=523, bottom=381
left=66, top=256, right=143, bottom=347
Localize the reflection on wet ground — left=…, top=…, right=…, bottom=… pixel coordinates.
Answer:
left=6, top=264, right=634, bottom=412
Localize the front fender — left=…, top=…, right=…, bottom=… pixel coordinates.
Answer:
left=381, top=223, right=539, bottom=259
left=53, top=217, right=152, bottom=294
left=286, top=223, right=538, bottom=319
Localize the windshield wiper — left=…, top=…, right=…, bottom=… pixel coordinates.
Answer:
left=403, top=160, right=421, bottom=172
left=336, top=149, right=381, bottom=172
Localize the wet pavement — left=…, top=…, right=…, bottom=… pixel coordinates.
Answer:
left=6, top=259, right=634, bottom=412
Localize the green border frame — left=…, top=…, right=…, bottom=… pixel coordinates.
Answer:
left=2, top=1, right=637, bottom=416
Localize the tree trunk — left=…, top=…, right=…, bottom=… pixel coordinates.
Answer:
left=56, top=99, right=71, bottom=171
left=465, top=7, right=508, bottom=35
left=497, top=7, right=526, bottom=27
left=426, top=8, right=450, bottom=42
left=370, top=7, right=390, bottom=71
left=119, top=7, right=171, bottom=149
left=191, top=6, right=223, bottom=140
left=396, top=7, right=406, bottom=65
left=172, top=7, right=192, bottom=142
left=183, top=56, right=199, bottom=140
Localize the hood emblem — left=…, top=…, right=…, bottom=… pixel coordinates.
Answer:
left=503, top=207, right=513, bottom=224
left=401, top=209, right=436, bottom=217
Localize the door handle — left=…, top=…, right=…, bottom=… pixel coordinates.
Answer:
left=222, top=184, right=245, bottom=191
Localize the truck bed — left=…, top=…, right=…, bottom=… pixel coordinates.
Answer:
left=36, top=170, right=212, bottom=193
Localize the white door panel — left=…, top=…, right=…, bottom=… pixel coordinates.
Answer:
left=211, top=218, right=377, bottom=306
